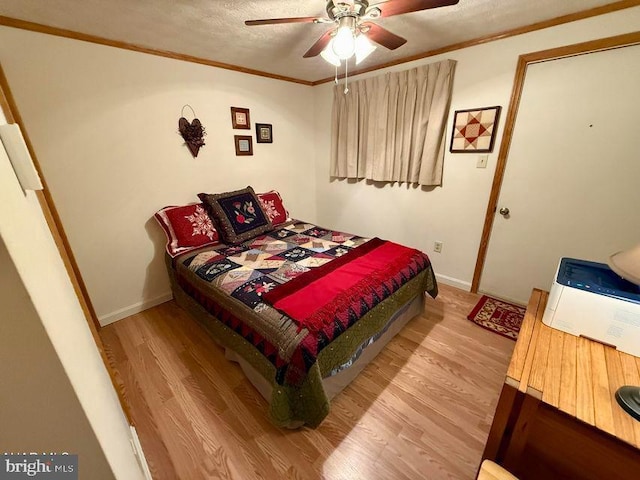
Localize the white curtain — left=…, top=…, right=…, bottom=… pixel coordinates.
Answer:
left=330, top=59, right=456, bottom=186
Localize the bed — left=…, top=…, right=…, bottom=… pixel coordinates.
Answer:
left=157, top=189, right=438, bottom=428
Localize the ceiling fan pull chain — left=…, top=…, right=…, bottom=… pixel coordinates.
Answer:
left=344, top=60, right=349, bottom=94
left=334, top=64, right=339, bottom=84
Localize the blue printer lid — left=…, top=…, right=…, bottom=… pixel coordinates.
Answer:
left=557, top=257, right=640, bottom=304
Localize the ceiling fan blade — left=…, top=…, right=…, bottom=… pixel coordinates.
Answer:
left=362, top=23, right=407, bottom=50
left=371, top=0, right=459, bottom=18
left=303, top=30, right=334, bottom=58
left=245, top=17, right=320, bottom=26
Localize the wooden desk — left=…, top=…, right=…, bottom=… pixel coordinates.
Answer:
left=483, top=289, right=640, bottom=479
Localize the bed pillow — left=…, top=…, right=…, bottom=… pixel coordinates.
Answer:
left=154, top=203, right=220, bottom=257
left=198, top=186, right=273, bottom=244
left=257, top=190, right=291, bottom=226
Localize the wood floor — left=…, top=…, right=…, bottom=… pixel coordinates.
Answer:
left=100, top=284, right=514, bottom=480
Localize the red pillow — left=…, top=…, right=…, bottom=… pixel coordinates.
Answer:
left=257, top=191, right=290, bottom=226
left=154, top=203, right=220, bottom=257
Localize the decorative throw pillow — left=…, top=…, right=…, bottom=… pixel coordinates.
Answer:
left=257, top=190, right=291, bottom=226
left=198, top=186, right=273, bottom=244
left=154, top=203, right=220, bottom=257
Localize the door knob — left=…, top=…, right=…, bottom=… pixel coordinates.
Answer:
left=499, top=207, right=510, bottom=216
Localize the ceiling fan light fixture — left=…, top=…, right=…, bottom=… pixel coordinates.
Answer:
left=332, top=17, right=356, bottom=59
left=354, top=34, right=376, bottom=64
left=321, top=41, right=342, bottom=67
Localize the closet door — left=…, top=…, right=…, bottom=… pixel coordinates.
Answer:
left=480, top=44, right=640, bottom=304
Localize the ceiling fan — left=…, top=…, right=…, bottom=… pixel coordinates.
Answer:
left=245, top=0, right=460, bottom=66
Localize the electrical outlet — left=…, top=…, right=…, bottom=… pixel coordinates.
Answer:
left=477, top=155, right=488, bottom=168
left=434, top=241, right=443, bottom=253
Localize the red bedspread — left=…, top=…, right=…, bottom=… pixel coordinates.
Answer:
left=263, top=238, right=428, bottom=333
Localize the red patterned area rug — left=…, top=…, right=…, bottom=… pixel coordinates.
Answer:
left=467, top=295, right=526, bottom=340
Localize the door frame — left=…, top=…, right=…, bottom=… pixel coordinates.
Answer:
left=471, top=31, right=640, bottom=293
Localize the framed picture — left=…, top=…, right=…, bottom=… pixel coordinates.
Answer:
left=230, top=107, right=251, bottom=129
left=450, top=106, right=501, bottom=153
left=234, top=135, right=253, bottom=156
left=255, top=123, right=273, bottom=144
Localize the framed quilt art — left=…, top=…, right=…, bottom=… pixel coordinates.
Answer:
left=234, top=135, right=253, bottom=156
left=256, top=123, right=273, bottom=143
left=450, top=106, right=501, bottom=153
left=231, top=107, right=251, bottom=129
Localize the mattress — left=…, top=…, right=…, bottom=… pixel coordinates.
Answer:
left=167, top=220, right=437, bottom=427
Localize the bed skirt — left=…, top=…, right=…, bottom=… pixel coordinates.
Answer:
left=224, top=294, right=424, bottom=427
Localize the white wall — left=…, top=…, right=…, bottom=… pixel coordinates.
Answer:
left=313, top=6, right=640, bottom=290
left=0, top=126, right=144, bottom=478
left=0, top=237, right=115, bottom=479
left=1, top=104, right=114, bottom=476
left=1, top=7, right=639, bottom=326
left=0, top=27, right=317, bottom=324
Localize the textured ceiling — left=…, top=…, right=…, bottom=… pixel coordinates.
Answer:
left=0, top=0, right=625, bottom=82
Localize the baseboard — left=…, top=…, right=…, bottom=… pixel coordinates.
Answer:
left=98, top=292, right=173, bottom=326
left=130, top=426, right=153, bottom=480
left=435, top=273, right=472, bottom=291
left=477, top=289, right=527, bottom=307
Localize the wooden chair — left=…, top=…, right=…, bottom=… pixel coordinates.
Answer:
left=477, top=460, right=518, bottom=480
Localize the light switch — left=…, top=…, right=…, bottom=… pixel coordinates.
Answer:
left=477, top=155, right=488, bottom=169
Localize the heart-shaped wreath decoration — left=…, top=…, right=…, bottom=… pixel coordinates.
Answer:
left=178, top=106, right=206, bottom=157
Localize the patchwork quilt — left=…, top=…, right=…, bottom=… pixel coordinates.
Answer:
left=172, top=221, right=438, bottom=426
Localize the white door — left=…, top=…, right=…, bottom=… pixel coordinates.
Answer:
left=480, top=44, right=640, bottom=305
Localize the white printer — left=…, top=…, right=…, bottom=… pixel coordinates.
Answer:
left=542, top=257, right=640, bottom=357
